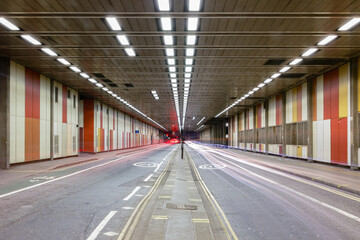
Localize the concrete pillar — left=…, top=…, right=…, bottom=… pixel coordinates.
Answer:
left=50, top=79, right=54, bottom=160
left=350, top=58, right=359, bottom=170
left=282, top=92, right=287, bottom=156
left=307, top=79, right=313, bottom=162
left=0, top=58, right=10, bottom=169
left=253, top=106, right=256, bottom=152
left=265, top=100, right=269, bottom=153
left=244, top=110, right=247, bottom=149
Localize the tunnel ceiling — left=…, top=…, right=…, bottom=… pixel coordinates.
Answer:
left=0, top=0, right=360, bottom=132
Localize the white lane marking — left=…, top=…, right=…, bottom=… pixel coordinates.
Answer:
left=86, top=211, right=117, bottom=240
left=123, top=186, right=141, bottom=201
left=153, top=161, right=164, bottom=173
left=144, top=174, right=153, bottom=182
left=0, top=146, right=163, bottom=199
left=122, top=207, right=135, bottom=210
left=103, top=232, right=119, bottom=237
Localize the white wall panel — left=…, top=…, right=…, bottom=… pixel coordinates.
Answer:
left=323, top=119, right=331, bottom=162
left=313, top=121, right=318, bottom=160
left=286, top=90, right=292, bottom=123
left=316, top=76, right=324, bottom=121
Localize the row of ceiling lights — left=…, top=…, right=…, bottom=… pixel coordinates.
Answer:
left=214, top=17, right=360, bottom=118
left=0, top=17, right=167, bottom=131
left=157, top=0, right=201, bottom=131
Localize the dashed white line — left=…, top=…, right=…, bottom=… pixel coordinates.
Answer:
left=123, top=186, right=141, bottom=201
left=86, top=211, right=117, bottom=240
left=154, top=161, right=164, bottom=173
left=144, top=174, right=153, bottom=182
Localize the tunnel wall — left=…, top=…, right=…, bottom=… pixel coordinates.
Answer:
left=226, top=61, right=359, bottom=167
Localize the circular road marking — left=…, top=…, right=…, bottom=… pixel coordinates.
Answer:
left=133, top=162, right=159, bottom=168
left=199, top=164, right=226, bottom=170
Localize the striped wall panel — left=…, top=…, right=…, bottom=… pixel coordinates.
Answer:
left=268, top=95, right=283, bottom=127
left=286, top=82, right=307, bottom=123
left=246, top=108, right=254, bottom=130
left=255, top=103, right=265, bottom=128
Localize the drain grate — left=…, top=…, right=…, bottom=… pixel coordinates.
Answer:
left=166, top=203, right=197, bottom=210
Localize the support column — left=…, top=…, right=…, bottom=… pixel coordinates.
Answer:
left=50, top=79, right=54, bottom=160
left=265, top=100, right=269, bottom=154
left=307, top=79, right=313, bottom=162
left=244, top=110, right=247, bottom=149
left=0, top=58, right=10, bottom=169
left=350, top=58, right=359, bottom=170
left=253, top=106, right=256, bottom=152
left=282, top=92, right=287, bottom=156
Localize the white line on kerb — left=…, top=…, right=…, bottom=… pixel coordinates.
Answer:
left=144, top=174, right=153, bottom=182
left=123, top=186, right=141, bottom=201
left=86, top=211, right=117, bottom=240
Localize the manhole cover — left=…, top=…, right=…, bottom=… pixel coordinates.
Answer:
left=133, top=162, right=159, bottom=168
left=199, top=164, right=226, bottom=170
left=166, top=203, right=197, bottom=210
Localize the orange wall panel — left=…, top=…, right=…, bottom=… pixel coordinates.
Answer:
left=297, top=85, right=302, bottom=122
left=338, top=118, right=348, bottom=164
left=276, top=95, right=282, bottom=125
left=323, top=72, right=331, bottom=120
left=83, top=99, right=94, bottom=152
left=331, top=119, right=339, bottom=164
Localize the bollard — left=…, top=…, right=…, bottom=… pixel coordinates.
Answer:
left=181, top=141, right=184, bottom=159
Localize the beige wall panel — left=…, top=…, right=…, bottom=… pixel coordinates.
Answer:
left=39, top=119, right=48, bottom=159
left=313, top=122, right=318, bottom=160
left=286, top=90, right=293, bottom=124
left=9, top=61, right=16, bottom=116
left=316, top=76, right=324, bottom=121
left=9, top=115, right=16, bottom=163
left=16, top=64, right=25, bottom=118
left=323, top=119, right=331, bottom=163
left=248, top=108, right=254, bottom=130
left=302, top=82, right=308, bottom=121
left=78, top=100, right=84, bottom=127
left=16, top=116, right=25, bottom=163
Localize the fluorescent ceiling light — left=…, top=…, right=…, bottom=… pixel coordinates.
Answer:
left=105, top=17, right=121, bottom=31
left=302, top=48, right=318, bottom=57
left=125, top=48, right=136, bottom=56
left=169, top=66, right=176, bottom=72
left=88, top=78, right=97, bottom=83
left=165, top=48, right=175, bottom=56
left=69, top=66, right=81, bottom=73
left=253, top=87, right=259, bottom=91
left=167, top=58, right=175, bottom=65
left=317, top=35, right=338, bottom=45
left=185, top=66, right=192, bottom=72
left=112, top=94, right=117, bottom=97
left=289, top=58, right=303, bottom=65
left=41, top=48, right=58, bottom=56
left=80, top=73, right=90, bottom=78
left=187, top=18, right=199, bottom=31
left=248, top=91, right=254, bottom=95
left=189, top=0, right=201, bottom=11
left=244, top=94, right=249, bottom=97
left=0, top=18, right=20, bottom=30
left=170, top=73, right=176, bottom=78
left=116, top=35, right=130, bottom=45
left=102, top=87, right=109, bottom=91
left=163, top=35, right=173, bottom=45
left=21, top=35, right=42, bottom=45
left=197, top=116, right=205, bottom=125
left=107, top=90, right=113, bottom=94
left=185, top=58, right=194, bottom=65
left=338, top=18, right=360, bottom=31
left=186, top=35, right=196, bottom=45
left=157, top=0, right=170, bottom=11
left=160, top=17, right=172, bottom=31
left=184, top=73, right=191, bottom=78
left=171, top=79, right=177, bottom=83
left=57, top=58, right=71, bottom=66
left=96, top=83, right=104, bottom=87
left=186, top=48, right=195, bottom=56
left=279, top=66, right=291, bottom=73
left=264, top=78, right=273, bottom=84
left=271, top=73, right=281, bottom=78
left=172, top=83, right=177, bottom=87
left=151, top=90, right=157, bottom=94
left=258, top=83, right=265, bottom=88
left=184, top=79, right=191, bottom=83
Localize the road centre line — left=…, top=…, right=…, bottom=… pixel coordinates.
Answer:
left=0, top=146, right=163, bottom=199
left=144, top=174, right=153, bottom=182
left=86, top=211, right=117, bottom=240
left=123, top=186, right=141, bottom=201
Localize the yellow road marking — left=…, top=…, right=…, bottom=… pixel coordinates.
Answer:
left=152, top=215, right=168, bottom=220
left=159, top=195, right=171, bottom=199
left=189, top=198, right=202, bottom=202
left=192, top=218, right=209, bottom=223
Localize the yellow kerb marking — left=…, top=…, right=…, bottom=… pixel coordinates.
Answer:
left=192, top=218, right=209, bottom=223
left=159, top=195, right=171, bottom=199
left=190, top=199, right=202, bottom=202
left=152, top=215, right=168, bottom=220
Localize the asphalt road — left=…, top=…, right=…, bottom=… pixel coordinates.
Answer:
left=0, top=144, right=177, bottom=240
left=186, top=142, right=360, bottom=240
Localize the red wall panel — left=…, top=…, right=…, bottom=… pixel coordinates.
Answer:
left=338, top=118, right=348, bottom=164
left=256, top=104, right=261, bottom=128
left=25, top=69, right=33, bottom=118
left=62, top=86, right=67, bottom=123
left=83, top=99, right=94, bottom=152
left=331, top=119, right=339, bottom=164
left=32, top=71, right=40, bottom=119
left=330, top=69, right=339, bottom=120
left=276, top=95, right=282, bottom=125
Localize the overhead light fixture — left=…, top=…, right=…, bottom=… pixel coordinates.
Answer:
left=192, top=117, right=195, bottom=120
left=170, top=79, right=177, bottom=83
left=184, top=73, right=191, bottom=78
left=165, top=48, right=175, bottom=56
left=184, top=79, right=191, bottom=83
left=41, top=48, right=58, bottom=56
left=264, top=78, right=273, bottom=84
left=116, top=35, right=130, bottom=45
left=96, top=83, right=104, bottom=88
left=151, top=90, right=157, bottom=94
left=88, top=78, right=97, bottom=83
left=80, top=73, right=90, bottom=78
left=186, top=48, right=195, bottom=56
left=244, top=94, right=249, bottom=97
left=185, top=66, right=192, bottom=72
left=186, top=35, right=197, bottom=45
left=105, top=17, right=121, bottom=31
left=170, top=73, right=176, bottom=78
left=69, top=66, right=81, bottom=73
left=338, top=18, right=360, bottom=31
left=258, top=83, right=265, bottom=88
left=167, top=58, right=175, bottom=65
left=57, top=58, right=71, bottom=66
left=169, top=66, right=176, bottom=72
left=0, top=18, right=20, bottom=30
left=302, top=48, right=318, bottom=57
left=125, top=48, right=136, bottom=56
left=160, top=17, right=172, bottom=30
left=197, top=116, right=205, bottom=125
left=271, top=73, right=281, bottom=78
left=317, top=35, right=338, bottom=45
left=248, top=90, right=254, bottom=95
left=187, top=18, right=199, bottom=31
left=163, top=35, right=174, bottom=45
left=289, top=58, right=303, bottom=65
left=102, top=87, right=109, bottom=91
left=189, top=0, right=201, bottom=11
left=185, top=58, right=194, bottom=65
left=279, top=66, right=291, bottom=73
left=184, top=83, right=190, bottom=88
left=21, top=35, right=42, bottom=45
left=253, top=87, right=259, bottom=92
left=172, top=83, right=177, bottom=88
left=157, top=0, right=170, bottom=11
left=107, top=90, right=113, bottom=94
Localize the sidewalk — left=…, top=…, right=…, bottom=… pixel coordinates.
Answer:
left=224, top=148, right=360, bottom=195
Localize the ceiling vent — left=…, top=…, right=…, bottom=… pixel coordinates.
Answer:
left=93, top=73, right=106, bottom=78
left=102, top=79, right=112, bottom=83
left=264, top=59, right=286, bottom=65
left=300, top=59, right=342, bottom=66
left=124, top=83, right=134, bottom=88
left=281, top=73, right=306, bottom=78
left=108, top=83, right=118, bottom=87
